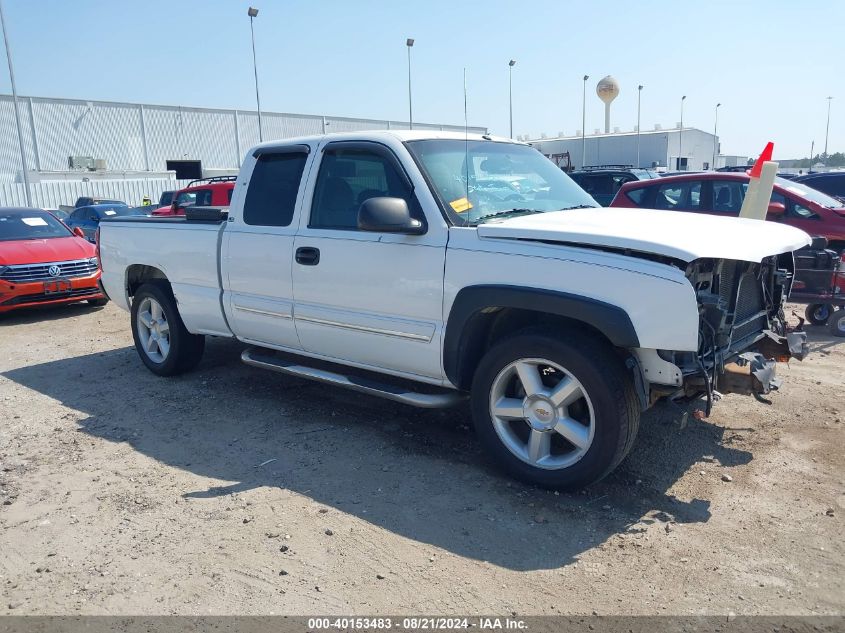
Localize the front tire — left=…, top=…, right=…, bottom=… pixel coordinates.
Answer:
left=470, top=328, right=640, bottom=490
left=805, top=303, right=832, bottom=326
left=131, top=282, right=205, bottom=376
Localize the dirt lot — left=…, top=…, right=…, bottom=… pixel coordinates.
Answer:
left=0, top=301, right=843, bottom=615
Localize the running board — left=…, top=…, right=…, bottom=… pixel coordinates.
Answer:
left=241, top=348, right=467, bottom=409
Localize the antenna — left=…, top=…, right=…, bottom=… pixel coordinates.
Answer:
left=464, top=67, right=469, bottom=203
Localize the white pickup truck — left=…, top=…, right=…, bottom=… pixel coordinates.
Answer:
left=99, top=131, right=810, bottom=489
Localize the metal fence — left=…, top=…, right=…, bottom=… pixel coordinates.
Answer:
left=0, top=178, right=192, bottom=209
left=0, top=94, right=487, bottom=184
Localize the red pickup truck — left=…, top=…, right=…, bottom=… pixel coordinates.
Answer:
left=152, top=176, right=236, bottom=217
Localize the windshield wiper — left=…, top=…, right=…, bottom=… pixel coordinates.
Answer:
left=475, top=208, right=545, bottom=224
left=558, top=204, right=599, bottom=210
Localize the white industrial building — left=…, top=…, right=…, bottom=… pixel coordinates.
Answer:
left=528, top=126, right=721, bottom=172
left=0, top=93, right=486, bottom=207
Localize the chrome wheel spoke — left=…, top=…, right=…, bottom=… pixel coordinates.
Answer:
left=150, top=300, right=162, bottom=321
left=156, top=336, right=170, bottom=358
left=515, top=361, right=544, bottom=397
left=157, top=320, right=169, bottom=335
left=527, top=430, right=551, bottom=463
left=548, top=376, right=581, bottom=408
left=139, top=310, right=153, bottom=329
left=145, top=332, right=158, bottom=354
left=492, top=397, right=525, bottom=420
left=553, top=416, right=590, bottom=449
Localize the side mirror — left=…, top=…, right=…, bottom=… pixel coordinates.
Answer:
left=767, top=202, right=786, bottom=218
left=72, top=227, right=85, bottom=239
left=357, top=197, right=424, bottom=234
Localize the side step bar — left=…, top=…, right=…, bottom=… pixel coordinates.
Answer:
left=241, top=347, right=467, bottom=409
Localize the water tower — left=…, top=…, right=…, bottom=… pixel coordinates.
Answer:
left=596, top=75, right=620, bottom=134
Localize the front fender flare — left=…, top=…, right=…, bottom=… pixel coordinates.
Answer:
left=443, top=285, right=640, bottom=388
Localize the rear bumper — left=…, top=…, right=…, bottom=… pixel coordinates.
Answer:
left=0, top=274, right=104, bottom=313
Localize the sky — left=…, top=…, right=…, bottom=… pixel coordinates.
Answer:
left=0, top=0, right=841, bottom=160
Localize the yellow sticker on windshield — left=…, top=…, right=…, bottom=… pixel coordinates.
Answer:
left=450, top=197, right=473, bottom=213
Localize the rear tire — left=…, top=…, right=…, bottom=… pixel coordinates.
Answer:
left=830, top=308, right=845, bottom=338
left=470, top=328, right=640, bottom=490
left=805, top=303, right=832, bottom=326
left=87, top=297, right=109, bottom=307
left=131, top=282, right=205, bottom=376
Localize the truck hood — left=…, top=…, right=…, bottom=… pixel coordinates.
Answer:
left=0, top=236, right=95, bottom=266
left=475, top=207, right=812, bottom=263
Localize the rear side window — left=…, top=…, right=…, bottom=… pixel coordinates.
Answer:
left=712, top=180, right=745, bottom=214
left=654, top=181, right=701, bottom=211
left=625, top=187, right=647, bottom=204
left=243, top=152, right=308, bottom=227
left=193, top=189, right=213, bottom=206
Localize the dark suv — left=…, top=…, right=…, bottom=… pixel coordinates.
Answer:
left=568, top=165, right=659, bottom=206
left=794, top=172, right=845, bottom=204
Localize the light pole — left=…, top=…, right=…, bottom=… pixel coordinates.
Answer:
left=810, top=140, right=815, bottom=172
left=581, top=75, right=588, bottom=168
left=678, top=95, right=686, bottom=170
left=406, top=38, right=414, bottom=129
left=247, top=7, right=263, bottom=142
left=0, top=0, right=31, bottom=206
left=636, top=85, right=642, bottom=168
left=508, top=60, right=516, bottom=138
left=712, top=102, right=721, bottom=170
left=823, top=96, right=833, bottom=160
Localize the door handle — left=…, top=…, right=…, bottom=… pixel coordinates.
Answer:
left=295, top=246, right=320, bottom=266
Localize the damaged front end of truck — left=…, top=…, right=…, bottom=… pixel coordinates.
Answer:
left=649, top=252, right=808, bottom=414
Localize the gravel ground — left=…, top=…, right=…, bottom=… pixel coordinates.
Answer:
left=0, top=301, right=842, bottom=615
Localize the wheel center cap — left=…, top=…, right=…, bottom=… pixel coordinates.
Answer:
left=524, top=396, right=556, bottom=431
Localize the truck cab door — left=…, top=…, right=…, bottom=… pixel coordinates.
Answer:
left=222, top=145, right=312, bottom=350
left=291, top=140, right=447, bottom=380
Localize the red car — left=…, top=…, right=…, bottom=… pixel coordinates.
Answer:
left=0, top=208, right=107, bottom=314
left=152, top=176, right=236, bottom=217
left=610, top=172, right=845, bottom=253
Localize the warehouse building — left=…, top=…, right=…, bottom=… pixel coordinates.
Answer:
left=0, top=93, right=486, bottom=185
left=528, top=126, right=720, bottom=172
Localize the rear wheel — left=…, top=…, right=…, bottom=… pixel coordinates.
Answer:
left=805, top=303, right=832, bottom=326
left=131, top=282, right=204, bottom=376
left=830, top=308, right=845, bottom=338
left=470, top=329, right=639, bottom=489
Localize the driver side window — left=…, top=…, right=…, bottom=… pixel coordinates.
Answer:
left=309, top=148, right=414, bottom=230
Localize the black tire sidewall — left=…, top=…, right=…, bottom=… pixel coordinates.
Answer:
left=831, top=308, right=845, bottom=338
left=130, top=283, right=196, bottom=376
left=471, top=332, right=633, bottom=489
left=805, top=303, right=831, bottom=326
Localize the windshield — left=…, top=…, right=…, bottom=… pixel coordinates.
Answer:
left=0, top=210, right=73, bottom=241
left=776, top=177, right=842, bottom=209
left=94, top=205, right=144, bottom=217
left=406, top=139, right=599, bottom=225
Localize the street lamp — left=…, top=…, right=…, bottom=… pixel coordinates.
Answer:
left=0, top=0, right=31, bottom=205
left=406, top=38, right=414, bottom=130
left=581, top=75, right=588, bottom=168
left=247, top=6, right=263, bottom=142
left=678, top=95, right=686, bottom=170
left=636, top=85, right=643, bottom=168
left=508, top=60, right=516, bottom=138
left=712, top=103, right=721, bottom=170
left=823, top=96, right=833, bottom=160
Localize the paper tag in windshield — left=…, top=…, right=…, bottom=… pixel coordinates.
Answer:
left=449, top=197, right=473, bottom=213
left=22, top=217, right=48, bottom=226
left=104, top=210, right=117, bottom=216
